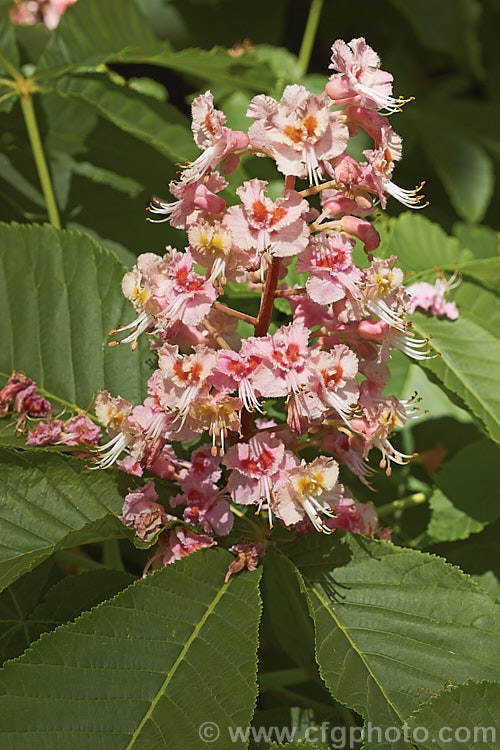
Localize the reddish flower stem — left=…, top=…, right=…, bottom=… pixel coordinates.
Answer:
left=254, top=257, right=281, bottom=337
left=241, top=257, right=282, bottom=438
left=298, top=178, right=339, bottom=197
left=241, top=176, right=295, bottom=438
left=201, top=317, right=232, bottom=350
left=213, top=301, right=257, bottom=325
left=274, top=287, right=307, bottom=297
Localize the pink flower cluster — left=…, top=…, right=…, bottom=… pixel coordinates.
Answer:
left=10, top=0, right=77, bottom=29
left=91, top=39, right=460, bottom=573
left=0, top=371, right=101, bottom=448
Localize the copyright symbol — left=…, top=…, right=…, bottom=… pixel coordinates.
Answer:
left=199, top=721, right=220, bottom=743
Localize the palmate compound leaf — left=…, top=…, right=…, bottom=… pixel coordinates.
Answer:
left=0, top=548, right=263, bottom=750
left=405, top=681, right=500, bottom=750
left=0, top=221, right=148, bottom=409
left=0, top=448, right=126, bottom=592
left=285, top=533, right=500, bottom=750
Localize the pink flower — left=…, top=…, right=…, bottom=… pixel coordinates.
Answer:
left=350, top=393, right=416, bottom=474
left=273, top=456, right=340, bottom=532
left=407, top=273, right=460, bottom=320
left=95, top=391, right=133, bottom=431
left=156, top=343, right=218, bottom=421
left=363, top=127, right=426, bottom=210
left=188, top=218, right=245, bottom=283
left=320, top=431, right=375, bottom=486
left=12, top=383, right=52, bottom=428
left=213, top=347, right=264, bottom=413
left=144, top=527, right=216, bottom=573
left=148, top=172, right=228, bottom=229
left=58, top=414, right=101, bottom=446
left=223, top=433, right=298, bottom=514
left=184, top=389, right=243, bottom=455
left=171, top=476, right=233, bottom=536
left=119, top=482, right=170, bottom=543
left=10, top=0, right=77, bottom=29
left=179, top=92, right=249, bottom=184
left=0, top=372, right=34, bottom=418
left=247, top=85, right=348, bottom=184
left=326, top=38, right=408, bottom=114
left=26, top=420, right=63, bottom=446
left=296, top=232, right=362, bottom=306
left=225, top=543, right=266, bottom=582
left=308, top=345, right=359, bottom=423
left=326, top=495, right=391, bottom=541
left=158, top=250, right=218, bottom=328
left=250, top=321, right=311, bottom=398
left=225, top=179, right=309, bottom=264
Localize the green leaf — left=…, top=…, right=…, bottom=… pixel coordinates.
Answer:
left=0, top=7, right=19, bottom=112
left=420, top=125, right=494, bottom=223
left=472, top=572, right=500, bottom=599
left=47, top=73, right=196, bottom=164
left=382, top=213, right=471, bottom=277
left=405, top=681, right=500, bottom=750
left=427, top=439, right=500, bottom=542
left=0, top=222, right=148, bottom=410
left=287, top=534, right=500, bottom=748
left=0, top=448, right=127, bottom=591
left=453, top=257, right=500, bottom=294
left=0, top=549, right=262, bottom=749
left=261, top=549, right=316, bottom=673
left=0, top=560, right=56, bottom=664
left=147, top=45, right=277, bottom=93
left=36, top=0, right=160, bottom=77
left=454, top=222, right=499, bottom=260
left=0, top=567, right=133, bottom=663
left=381, top=214, right=500, bottom=292
left=411, top=283, right=500, bottom=443
left=388, top=0, right=482, bottom=76
left=29, top=568, right=134, bottom=630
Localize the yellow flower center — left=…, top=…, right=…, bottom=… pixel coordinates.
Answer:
left=297, top=471, right=325, bottom=497
left=373, top=272, right=392, bottom=296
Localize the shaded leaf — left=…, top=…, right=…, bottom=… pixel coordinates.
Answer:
left=0, top=549, right=262, bottom=749
left=261, top=549, right=316, bottom=673
left=48, top=73, right=196, bottom=164
left=0, top=560, right=55, bottom=664
left=0, top=7, right=19, bottom=112
left=0, top=567, right=133, bottom=663
left=421, top=125, right=494, bottom=223
left=427, top=439, right=500, bottom=542
left=388, top=0, right=482, bottom=76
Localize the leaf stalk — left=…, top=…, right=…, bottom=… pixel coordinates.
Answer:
left=20, top=88, right=61, bottom=229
